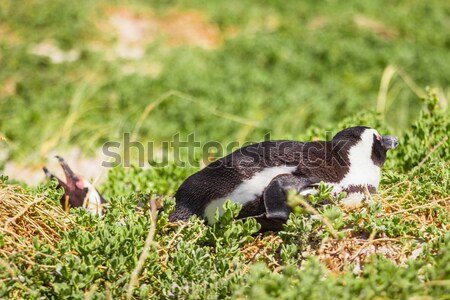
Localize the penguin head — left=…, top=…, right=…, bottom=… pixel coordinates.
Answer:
left=332, top=126, right=398, bottom=167
left=43, top=156, right=105, bottom=215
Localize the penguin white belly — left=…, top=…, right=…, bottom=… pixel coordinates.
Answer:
left=327, top=164, right=380, bottom=207
left=342, top=129, right=382, bottom=189
left=204, top=166, right=297, bottom=224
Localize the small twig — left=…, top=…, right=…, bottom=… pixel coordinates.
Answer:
left=399, top=181, right=413, bottom=204
left=383, top=197, right=450, bottom=217
left=363, top=184, right=372, bottom=202
left=368, top=229, right=377, bottom=242
left=295, top=197, right=339, bottom=239
left=4, top=197, right=43, bottom=229
left=349, top=237, right=404, bottom=261
left=105, top=281, right=112, bottom=300
left=0, top=257, right=16, bottom=277
left=126, top=197, right=158, bottom=300
left=349, top=229, right=377, bottom=261
left=424, top=280, right=450, bottom=286
left=166, top=223, right=187, bottom=250
left=0, top=227, right=24, bottom=240
left=326, top=237, right=414, bottom=243
left=159, top=223, right=188, bottom=267
left=443, top=161, right=450, bottom=168
left=85, top=283, right=99, bottom=300
left=379, top=180, right=410, bottom=196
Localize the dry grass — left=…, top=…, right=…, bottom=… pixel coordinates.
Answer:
left=126, top=196, right=158, bottom=300
left=1, top=178, right=448, bottom=279
left=0, top=182, right=70, bottom=255
left=316, top=235, right=411, bottom=274
left=319, top=192, right=448, bottom=273
left=240, top=182, right=450, bottom=274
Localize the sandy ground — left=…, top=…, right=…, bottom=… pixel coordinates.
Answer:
left=4, top=148, right=108, bottom=186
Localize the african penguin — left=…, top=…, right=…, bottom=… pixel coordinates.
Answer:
left=169, top=126, right=398, bottom=231
left=43, top=156, right=107, bottom=216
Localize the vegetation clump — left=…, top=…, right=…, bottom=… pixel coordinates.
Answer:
left=0, top=92, right=449, bottom=299
left=0, top=1, right=449, bottom=298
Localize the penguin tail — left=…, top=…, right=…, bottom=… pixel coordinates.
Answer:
left=168, top=205, right=195, bottom=222
left=43, top=166, right=56, bottom=180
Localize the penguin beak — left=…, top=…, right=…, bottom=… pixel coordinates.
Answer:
left=55, top=155, right=80, bottom=189
left=43, top=166, right=66, bottom=189
left=381, top=136, right=399, bottom=150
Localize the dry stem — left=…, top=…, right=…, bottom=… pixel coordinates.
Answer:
left=126, top=197, right=158, bottom=300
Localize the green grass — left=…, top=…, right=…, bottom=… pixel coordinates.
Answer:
left=1, top=91, right=449, bottom=299
left=0, top=0, right=449, bottom=163
left=0, top=1, right=450, bottom=299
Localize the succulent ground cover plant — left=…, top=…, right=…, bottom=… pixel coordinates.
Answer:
left=0, top=0, right=449, bottom=298
left=1, top=92, right=449, bottom=299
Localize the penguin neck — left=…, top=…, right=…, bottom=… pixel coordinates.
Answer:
left=333, top=137, right=381, bottom=192
left=82, top=179, right=106, bottom=216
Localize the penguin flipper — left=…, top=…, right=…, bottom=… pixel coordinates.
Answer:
left=250, top=214, right=286, bottom=232
left=263, top=174, right=310, bottom=222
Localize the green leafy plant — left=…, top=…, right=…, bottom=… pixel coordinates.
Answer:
left=1, top=1, right=450, bottom=298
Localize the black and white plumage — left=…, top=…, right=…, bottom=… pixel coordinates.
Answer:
left=170, top=126, right=398, bottom=230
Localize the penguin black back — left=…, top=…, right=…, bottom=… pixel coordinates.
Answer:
left=170, top=126, right=398, bottom=229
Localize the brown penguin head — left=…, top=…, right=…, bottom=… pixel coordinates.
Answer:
left=43, top=156, right=106, bottom=215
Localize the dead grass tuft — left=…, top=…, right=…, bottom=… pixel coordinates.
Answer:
left=240, top=181, right=449, bottom=274
left=242, top=235, right=282, bottom=269
left=317, top=235, right=409, bottom=274
left=0, top=182, right=70, bottom=254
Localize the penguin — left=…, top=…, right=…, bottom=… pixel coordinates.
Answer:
left=43, top=156, right=107, bottom=216
left=169, top=126, right=398, bottom=231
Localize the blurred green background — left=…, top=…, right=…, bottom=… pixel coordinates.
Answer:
left=0, top=0, right=449, bottom=177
